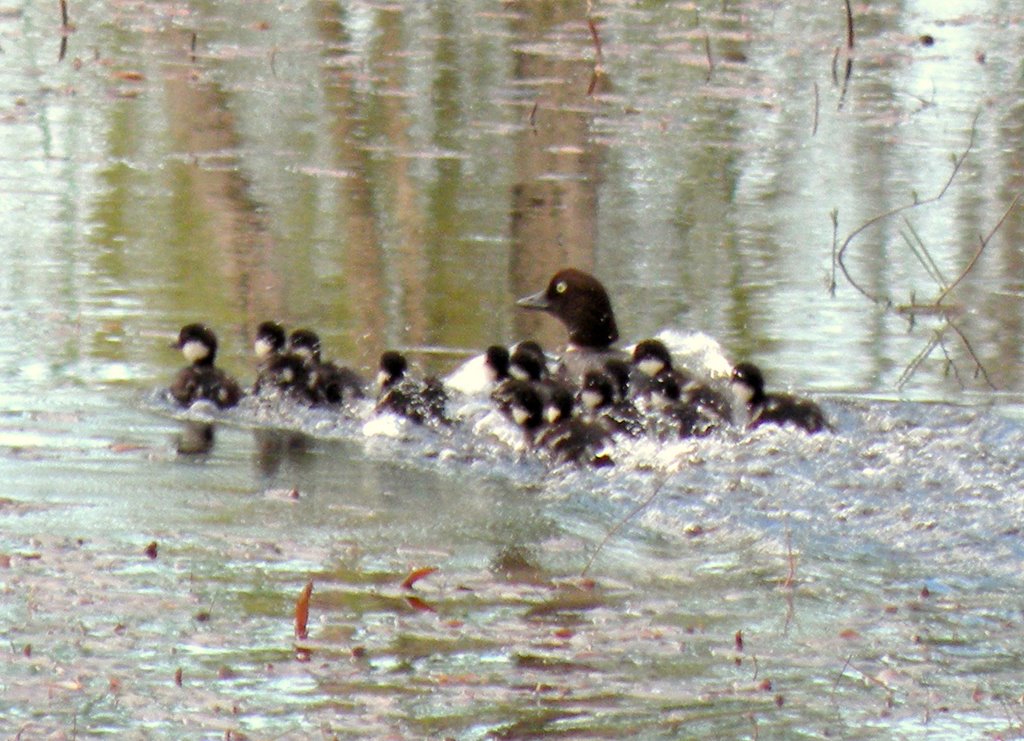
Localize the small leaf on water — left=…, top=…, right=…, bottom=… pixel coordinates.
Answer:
left=839, top=628, right=860, bottom=639
left=734, top=630, right=744, bottom=651
left=295, top=580, right=313, bottom=639
left=173, top=667, right=182, bottom=687
left=401, top=566, right=438, bottom=590
left=406, top=596, right=436, bottom=613
left=143, top=541, right=158, bottom=559
left=112, top=70, right=145, bottom=81
left=110, top=442, right=147, bottom=453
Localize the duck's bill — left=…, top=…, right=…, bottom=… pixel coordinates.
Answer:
left=515, top=289, right=550, bottom=311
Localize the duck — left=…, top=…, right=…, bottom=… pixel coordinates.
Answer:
left=375, top=350, right=449, bottom=425
left=169, top=323, right=242, bottom=409
left=577, top=368, right=644, bottom=438
left=730, top=361, right=831, bottom=434
left=536, top=384, right=615, bottom=466
left=258, top=353, right=316, bottom=404
left=444, top=344, right=512, bottom=396
left=252, top=321, right=301, bottom=396
left=516, top=269, right=628, bottom=385
left=508, top=340, right=550, bottom=382
left=630, top=338, right=732, bottom=422
left=646, top=373, right=721, bottom=439
left=288, top=328, right=366, bottom=405
left=491, top=378, right=545, bottom=445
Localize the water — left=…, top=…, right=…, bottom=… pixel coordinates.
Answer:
left=2, top=0, right=1024, bottom=737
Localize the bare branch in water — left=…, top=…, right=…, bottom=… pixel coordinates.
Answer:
left=897, top=319, right=995, bottom=391
left=843, top=0, right=854, bottom=49
left=937, top=334, right=966, bottom=389
left=828, top=209, right=839, bottom=295
left=581, top=475, right=668, bottom=578
left=947, top=320, right=995, bottom=389
left=704, top=32, right=714, bottom=83
left=936, top=192, right=1023, bottom=305
left=899, top=217, right=948, bottom=289
left=585, top=9, right=606, bottom=96
left=897, top=330, right=941, bottom=390
left=834, top=110, right=982, bottom=304
left=812, top=82, right=820, bottom=136
left=58, top=0, right=71, bottom=62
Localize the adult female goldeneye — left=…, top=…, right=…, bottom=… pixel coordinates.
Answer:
left=731, top=362, right=831, bottom=434
left=375, top=350, right=449, bottom=425
left=516, top=269, right=628, bottom=384
left=169, top=323, right=242, bottom=409
left=288, top=328, right=366, bottom=405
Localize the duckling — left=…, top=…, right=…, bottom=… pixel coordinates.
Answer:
left=288, top=328, right=366, bottom=405
left=375, top=350, right=449, bottom=425
left=578, top=368, right=644, bottom=438
left=169, top=323, right=242, bottom=409
left=536, top=385, right=615, bottom=467
left=647, top=374, right=720, bottom=439
left=731, top=362, right=831, bottom=434
left=630, top=338, right=731, bottom=421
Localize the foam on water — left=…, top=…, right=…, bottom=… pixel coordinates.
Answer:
left=144, top=381, right=1024, bottom=580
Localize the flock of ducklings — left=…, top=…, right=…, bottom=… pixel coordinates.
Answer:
left=168, top=269, right=831, bottom=467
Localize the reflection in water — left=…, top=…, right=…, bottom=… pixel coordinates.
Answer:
left=6, top=5, right=1024, bottom=734
left=507, top=1, right=604, bottom=352
left=175, top=421, right=215, bottom=455
left=252, top=428, right=313, bottom=480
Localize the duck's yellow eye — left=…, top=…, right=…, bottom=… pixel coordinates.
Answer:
left=555, top=281, right=567, bottom=294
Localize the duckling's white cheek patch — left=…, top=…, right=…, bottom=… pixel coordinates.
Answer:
left=580, top=390, right=601, bottom=410
left=545, top=406, right=561, bottom=424
left=254, top=338, right=274, bottom=359
left=638, top=359, right=663, bottom=377
left=181, top=340, right=209, bottom=364
left=512, top=407, right=530, bottom=426
left=731, top=381, right=754, bottom=406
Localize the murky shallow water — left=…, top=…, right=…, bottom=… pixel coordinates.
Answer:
left=3, top=382, right=1024, bottom=738
left=3, top=0, right=1024, bottom=737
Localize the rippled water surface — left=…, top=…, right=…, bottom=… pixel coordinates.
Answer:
left=2, top=1, right=1024, bottom=738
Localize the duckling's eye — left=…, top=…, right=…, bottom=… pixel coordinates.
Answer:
left=555, top=281, right=567, bottom=294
